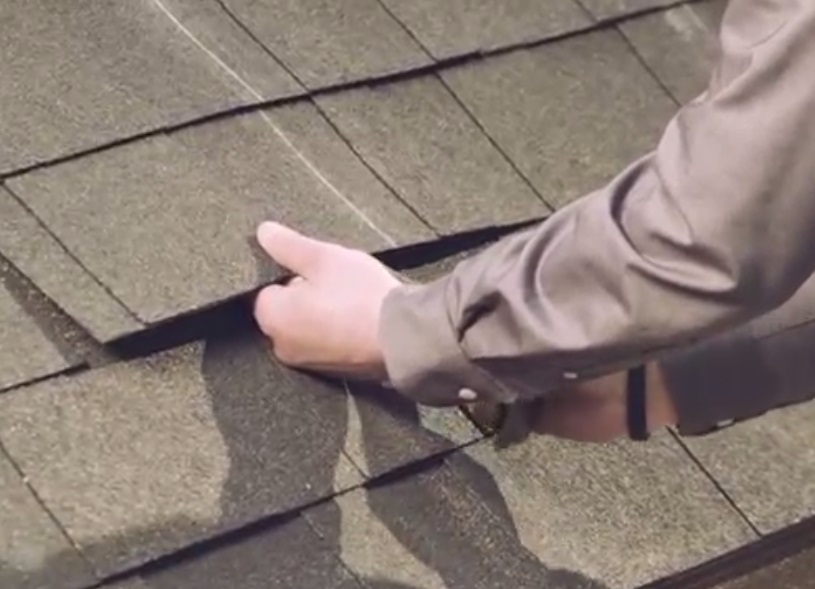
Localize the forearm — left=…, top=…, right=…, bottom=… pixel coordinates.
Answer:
left=381, top=0, right=815, bottom=407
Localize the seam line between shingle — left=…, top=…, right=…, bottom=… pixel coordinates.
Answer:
left=0, top=256, right=75, bottom=364
left=372, top=0, right=557, bottom=212
left=571, top=0, right=599, bottom=21
left=0, top=438, right=100, bottom=581
left=312, top=98, right=440, bottom=235
left=212, top=0, right=438, bottom=236
left=151, top=0, right=396, bottom=246
left=436, top=74, right=557, bottom=212
left=616, top=22, right=685, bottom=106
left=1, top=183, right=141, bottom=327
left=668, top=429, right=763, bottom=537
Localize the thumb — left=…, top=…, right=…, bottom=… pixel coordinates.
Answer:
left=256, top=222, right=327, bottom=277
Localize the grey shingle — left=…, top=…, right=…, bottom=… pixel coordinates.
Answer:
left=442, top=29, right=677, bottom=209
left=449, top=433, right=755, bottom=588
left=0, top=451, right=95, bottom=589
left=683, top=402, right=815, bottom=534
left=157, top=0, right=305, bottom=98
left=341, top=380, right=480, bottom=479
left=9, top=101, right=431, bottom=329
left=0, top=331, right=365, bottom=577
left=221, top=0, right=431, bottom=89
left=317, top=75, right=549, bottom=233
left=621, top=1, right=727, bottom=104
left=380, top=0, right=591, bottom=59
left=580, top=0, right=677, bottom=20
left=306, top=467, right=576, bottom=589
left=0, top=187, right=141, bottom=342
left=308, top=433, right=754, bottom=589
left=0, top=268, right=71, bottom=392
left=0, top=0, right=301, bottom=174
left=106, top=517, right=361, bottom=589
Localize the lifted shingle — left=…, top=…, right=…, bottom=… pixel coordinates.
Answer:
left=9, top=101, right=431, bottom=330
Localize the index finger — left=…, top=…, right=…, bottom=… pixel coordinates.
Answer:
left=256, top=222, right=326, bottom=278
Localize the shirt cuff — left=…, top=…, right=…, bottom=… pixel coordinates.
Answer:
left=378, top=279, right=516, bottom=407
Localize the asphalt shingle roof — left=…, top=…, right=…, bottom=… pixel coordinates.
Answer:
left=2, top=1, right=814, bottom=588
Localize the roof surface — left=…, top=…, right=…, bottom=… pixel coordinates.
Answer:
left=2, top=1, right=815, bottom=588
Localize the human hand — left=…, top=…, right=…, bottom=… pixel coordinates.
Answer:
left=253, top=222, right=401, bottom=380
left=468, top=364, right=677, bottom=443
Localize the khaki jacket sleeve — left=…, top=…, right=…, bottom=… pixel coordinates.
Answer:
left=379, top=0, right=815, bottom=407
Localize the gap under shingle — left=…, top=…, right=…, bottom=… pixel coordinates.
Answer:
left=105, top=216, right=543, bottom=362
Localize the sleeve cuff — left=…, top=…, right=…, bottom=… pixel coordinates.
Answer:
left=378, top=279, right=516, bottom=407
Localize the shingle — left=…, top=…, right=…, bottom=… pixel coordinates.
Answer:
left=446, top=433, right=755, bottom=588
left=442, top=29, right=677, bottom=209
left=317, top=75, right=549, bottom=233
left=220, top=0, right=431, bottom=89
left=0, top=0, right=301, bottom=174
left=157, top=0, right=304, bottom=98
left=9, top=101, right=431, bottom=330
left=316, top=447, right=753, bottom=589
left=0, top=451, right=95, bottom=589
left=682, top=402, right=815, bottom=534
left=0, top=330, right=365, bottom=577
left=715, top=546, right=815, bottom=589
left=0, top=187, right=141, bottom=341
left=306, top=467, right=584, bottom=589
left=380, top=0, right=591, bottom=59
left=107, top=516, right=362, bottom=589
left=621, top=1, right=727, bottom=104
left=580, top=0, right=677, bottom=20
left=0, top=267, right=71, bottom=392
